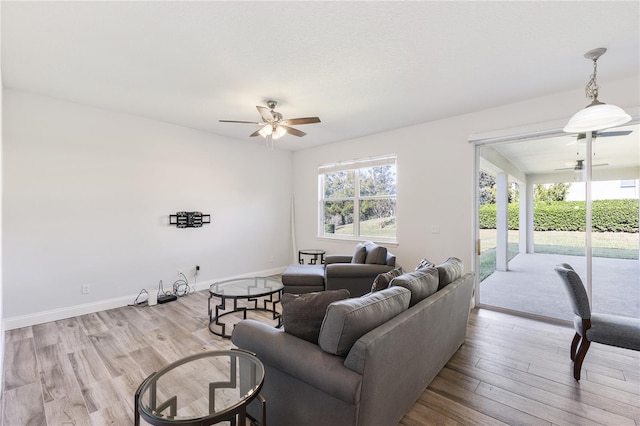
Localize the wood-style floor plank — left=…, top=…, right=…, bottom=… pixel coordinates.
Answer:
left=3, top=289, right=639, bottom=426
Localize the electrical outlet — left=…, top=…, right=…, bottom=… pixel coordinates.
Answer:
left=82, top=284, right=90, bottom=294
left=195, top=265, right=200, bottom=276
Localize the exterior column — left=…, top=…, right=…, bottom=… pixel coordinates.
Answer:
left=519, top=179, right=534, bottom=254
left=496, top=172, right=508, bottom=271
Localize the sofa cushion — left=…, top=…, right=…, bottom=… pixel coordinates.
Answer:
left=435, top=257, right=464, bottom=290
left=318, top=286, right=410, bottom=356
left=364, top=241, right=388, bottom=265
left=390, top=267, right=439, bottom=306
left=281, top=289, right=351, bottom=344
left=352, top=243, right=367, bottom=264
left=371, top=267, right=403, bottom=292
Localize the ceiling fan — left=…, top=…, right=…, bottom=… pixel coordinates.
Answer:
left=555, top=159, right=608, bottom=171
left=567, top=129, right=633, bottom=145
left=219, top=100, right=321, bottom=148
left=575, top=129, right=632, bottom=141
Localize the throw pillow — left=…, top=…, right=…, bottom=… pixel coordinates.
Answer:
left=435, top=257, right=464, bottom=290
left=281, top=289, right=350, bottom=344
left=352, top=243, right=367, bottom=264
left=364, top=241, right=388, bottom=265
left=318, top=286, right=410, bottom=356
left=415, top=258, right=435, bottom=270
left=371, top=267, right=403, bottom=292
left=390, top=268, right=439, bottom=306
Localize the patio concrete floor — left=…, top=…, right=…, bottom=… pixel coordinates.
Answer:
left=479, top=252, right=639, bottom=322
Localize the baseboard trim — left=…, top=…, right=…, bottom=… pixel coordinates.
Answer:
left=4, top=266, right=288, bottom=330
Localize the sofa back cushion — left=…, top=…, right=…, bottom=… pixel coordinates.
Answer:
left=364, top=241, right=388, bottom=265
left=281, top=289, right=351, bottom=344
left=318, top=286, right=410, bottom=356
left=435, top=257, right=464, bottom=290
left=390, top=267, right=439, bottom=306
left=351, top=242, right=367, bottom=264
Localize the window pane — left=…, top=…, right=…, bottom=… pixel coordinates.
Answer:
left=359, top=165, right=397, bottom=197
left=323, top=200, right=354, bottom=235
left=323, top=171, right=355, bottom=198
left=359, top=198, right=396, bottom=238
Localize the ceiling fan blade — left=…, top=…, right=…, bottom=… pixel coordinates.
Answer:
left=554, top=166, right=574, bottom=171
left=593, top=163, right=609, bottom=167
left=249, top=129, right=261, bottom=137
left=282, top=126, right=306, bottom=137
left=257, top=106, right=274, bottom=122
left=597, top=130, right=632, bottom=137
left=283, top=117, right=321, bottom=125
left=577, top=130, right=633, bottom=140
left=219, top=120, right=263, bottom=124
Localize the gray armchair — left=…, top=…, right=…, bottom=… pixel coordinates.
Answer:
left=324, top=241, right=396, bottom=297
left=554, top=263, right=640, bottom=380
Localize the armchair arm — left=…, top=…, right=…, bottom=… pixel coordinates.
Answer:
left=231, top=320, right=362, bottom=404
left=325, top=254, right=353, bottom=265
left=325, top=263, right=394, bottom=296
left=325, top=263, right=394, bottom=278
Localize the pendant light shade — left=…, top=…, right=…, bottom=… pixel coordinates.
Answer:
left=564, top=48, right=631, bottom=133
left=564, top=101, right=632, bottom=133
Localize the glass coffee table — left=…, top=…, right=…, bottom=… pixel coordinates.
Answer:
left=208, top=277, right=284, bottom=338
left=135, top=349, right=265, bottom=426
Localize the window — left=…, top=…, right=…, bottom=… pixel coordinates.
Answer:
left=319, top=155, right=397, bottom=242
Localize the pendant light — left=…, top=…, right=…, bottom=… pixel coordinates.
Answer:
left=563, top=48, right=631, bottom=133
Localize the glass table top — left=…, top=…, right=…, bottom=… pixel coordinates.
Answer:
left=137, top=350, right=264, bottom=424
left=209, top=277, right=284, bottom=298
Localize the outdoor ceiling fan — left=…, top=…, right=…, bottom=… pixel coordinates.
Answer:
left=219, top=100, right=321, bottom=148
left=555, top=159, right=608, bottom=171
left=567, top=129, right=633, bottom=145
left=575, top=129, right=632, bottom=141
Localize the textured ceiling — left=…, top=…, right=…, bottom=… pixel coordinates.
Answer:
left=2, top=1, right=639, bottom=153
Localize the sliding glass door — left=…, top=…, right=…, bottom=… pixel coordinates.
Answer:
left=475, top=123, right=638, bottom=322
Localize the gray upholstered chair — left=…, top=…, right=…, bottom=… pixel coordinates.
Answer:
left=554, top=263, right=640, bottom=380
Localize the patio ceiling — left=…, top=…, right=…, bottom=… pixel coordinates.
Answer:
left=480, top=122, right=639, bottom=182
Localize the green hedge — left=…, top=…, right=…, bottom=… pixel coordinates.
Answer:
left=479, top=199, right=638, bottom=232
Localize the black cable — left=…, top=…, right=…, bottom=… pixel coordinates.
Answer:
left=173, top=272, right=190, bottom=297
left=158, top=280, right=172, bottom=297
left=129, top=289, right=148, bottom=306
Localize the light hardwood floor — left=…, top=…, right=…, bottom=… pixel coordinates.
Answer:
left=2, top=289, right=639, bottom=425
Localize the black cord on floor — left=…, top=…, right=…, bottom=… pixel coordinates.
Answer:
left=129, top=289, right=148, bottom=306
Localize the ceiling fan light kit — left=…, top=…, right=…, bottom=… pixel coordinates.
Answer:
left=219, top=100, right=321, bottom=149
left=563, top=48, right=631, bottom=133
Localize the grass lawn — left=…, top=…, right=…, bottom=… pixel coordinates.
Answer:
left=333, top=216, right=396, bottom=238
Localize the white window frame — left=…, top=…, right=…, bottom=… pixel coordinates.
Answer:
left=318, top=155, right=397, bottom=243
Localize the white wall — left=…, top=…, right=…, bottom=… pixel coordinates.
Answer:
left=3, top=89, right=293, bottom=328
left=292, top=76, right=639, bottom=273
left=0, top=5, right=4, bottom=387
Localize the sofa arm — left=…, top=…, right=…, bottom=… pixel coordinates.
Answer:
left=231, top=320, right=362, bottom=404
left=325, top=263, right=393, bottom=278
left=325, top=254, right=353, bottom=265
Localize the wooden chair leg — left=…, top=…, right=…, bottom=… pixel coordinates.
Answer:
left=570, top=333, right=580, bottom=361
left=573, top=337, right=591, bottom=381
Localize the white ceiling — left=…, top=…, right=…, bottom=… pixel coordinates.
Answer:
left=2, top=0, right=639, bottom=158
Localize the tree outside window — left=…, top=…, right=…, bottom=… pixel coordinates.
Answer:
left=319, top=156, right=397, bottom=241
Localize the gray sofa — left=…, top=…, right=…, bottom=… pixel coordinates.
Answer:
left=232, top=260, right=474, bottom=426
left=282, top=241, right=396, bottom=297
left=324, top=250, right=396, bottom=296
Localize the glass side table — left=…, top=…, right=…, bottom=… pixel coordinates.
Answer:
left=135, top=349, right=265, bottom=426
left=208, top=277, right=284, bottom=338
left=298, top=249, right=326, bottom=265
